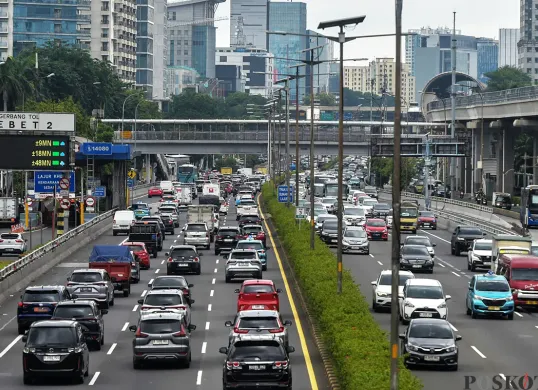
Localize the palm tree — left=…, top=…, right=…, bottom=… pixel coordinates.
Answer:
left=0, top=55, right=35, bottom=111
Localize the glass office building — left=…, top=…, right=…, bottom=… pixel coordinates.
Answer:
left=136, top=0, right=154, bottom=96
left=268, top=1, right=307, bottom=103
left=13, top=0, right=91, bottom=55
left=477, top=38, right=498, bottom=83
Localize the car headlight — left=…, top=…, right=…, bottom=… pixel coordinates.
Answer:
left=505, top=296, right=513, bottom=301
left=457, top=237, right=465, bottom=241
left=474, top=295, right=487, bottom=301
left=407, top=344, right=419, bottom=352
left=471, top=254, right=480, bottom=260
left=445, top=346, right=456, bottom=353
left=377, top=292, right=389, bottom=297
left=23, top=347, right=35, bottom=353
left=404, top=301, right=414, bottom=308
left=438, top=302, right=447, bottom=309
left=400, top=258, right=409, bottom=263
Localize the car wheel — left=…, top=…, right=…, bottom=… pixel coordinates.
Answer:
left=257, top=272, right=263, bottom=279
left=372, top=299, right=378, bottom=312
left=466, top=305, right=471, bottom=315
left=455, top=246, right=461, bottom=256
left=365, top=251, right=370, bottom=255
left=215, top=249, right=219, bottom=255
left=470, top=263, right=476, bottom=272
left=507, top=313, right=514, bottom=320
left=18, top=325, right=25, bottom=335
left=123, top=288, right=129, bottom=297
left=471, top=308, right=477, bottom=319
left=113, top=231, right=118, bottom=236
left=171, top=230, right=175, bottom=235
left=196, top=267, right=201, bottom=276
left=153, top=250, right=158, bottom=258
left=450, top=364, right=458, bottom=371
left=109, top=295, right=114, bottom=307
left=262, top=265, right=267, bottom=271
left=432, top=226, right=437, bottom=230
left=94, top=339, right=101, bottom=351
left=467, top=260, right=471, bottom=271
left=133, top=359, right=142, bottom=370
left=451, top=246, right=455, bottom=255
left=23, top=373, right=32, bottom=385
left=225, top=276, right=231, bottom=283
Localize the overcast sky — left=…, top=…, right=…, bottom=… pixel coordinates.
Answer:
left=214, top=0, right=519, bottom=62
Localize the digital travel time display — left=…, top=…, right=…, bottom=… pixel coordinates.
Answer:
left=0, top=135, right=70, bottom=170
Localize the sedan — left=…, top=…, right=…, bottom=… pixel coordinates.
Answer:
left=147, top=186, right=163, bottom=198
left=0, top=233, right=27, bottom=256
left=418, top=211, right=437, bottom=230
left=365, top=219, right=388, bottom=241
left=400, top=245, right=434, bottom=273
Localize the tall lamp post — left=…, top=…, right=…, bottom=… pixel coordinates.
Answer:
left=288, top=63, right=306, bottom=208
left=318, top=15, right=366, bottom=295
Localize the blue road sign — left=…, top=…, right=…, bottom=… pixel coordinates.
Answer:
left=93, top=186, right=106, bottom=198
left=34, top=171, right=75, bottom=193
left=82, top=142, right=113, bottom=155
left=127, top=178, right=135, bottom=188
left=278, top=185, right=294, bottom=203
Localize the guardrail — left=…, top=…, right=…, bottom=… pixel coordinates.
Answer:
left=432, top=208, right=513, bottom=235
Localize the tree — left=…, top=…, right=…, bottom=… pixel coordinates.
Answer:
left=0, top=55, right=35, bottom=111
left=304, top=92, right=336, bottom=106
left=370, top=157, right=417, bottom=190
left=214, top=156, right=238, bottom=171
left=484, top=66, right=532, bottom=91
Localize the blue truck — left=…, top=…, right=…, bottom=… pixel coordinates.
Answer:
left=89, top=245, right=138, bottom=297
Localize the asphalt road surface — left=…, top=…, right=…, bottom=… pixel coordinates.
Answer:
left=0, top=193, right=329, bottom=389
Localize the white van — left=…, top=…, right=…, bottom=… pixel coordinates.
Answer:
left=113, top=210, right=136, bottom=236
left=159, top=181, right=174, bottom=195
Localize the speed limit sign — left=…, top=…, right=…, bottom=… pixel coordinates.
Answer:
left=85, top=196, right=95, bottom=207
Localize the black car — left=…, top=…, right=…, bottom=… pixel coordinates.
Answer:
left=238, top=214, right=263, bottom=228
left=140, top=217, right=167, bottom=242
left=372, top=203, right=391, bottom=219
left=17, top=285, right=71, bottom=335
left=320, top=220, right=340, bottom=246
left=166, top=245, right=202, bottom=275
left=215, top=226, right=242, bottom=255
left=148, top=275, right=195, bottom=306
left=400, top=244, right=434, bottom=273
left=22, top=320, right=90, bottom=384
left=450, top=226, right=486, bottom=256
left=51, top=300, right=107, bottom=350
left=158, top=213, right=176, bottom=234
left=400, top=318, right=461, bottom=370
left=219, top=336, right=295, bottom=390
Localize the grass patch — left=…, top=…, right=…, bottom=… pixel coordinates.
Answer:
left=0, top=261, right=11, bottom=270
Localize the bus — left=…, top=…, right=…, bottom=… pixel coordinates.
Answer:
left=324, top=180, right=349, bottom=200
left=177, top=164, right=198, bottom=184
left=520, top=185, right=538, bottom=227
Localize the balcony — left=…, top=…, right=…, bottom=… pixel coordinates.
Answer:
left=0, top=12, right=8, bottom=18
left=0, top=41, right=8, bottom=48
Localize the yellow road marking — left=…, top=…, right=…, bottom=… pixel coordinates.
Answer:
left=258, top=194, right=319, bottom=390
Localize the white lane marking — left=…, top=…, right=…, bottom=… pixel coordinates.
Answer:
left=107, top=343, right=117, bottom=355
left=141, top=290, right=147, bottom=297
left=155, top=268, right=160, bottom=274
left=515, top=312, right=523, bottom=317
left=132, top=305, right=139, bottom=312
left=149, top=278, right=154, bottom=285
left=471, top=346, right=487, bottom=358
left=205, top=321, right=210, bottom=330
left=174, top=240, right=177, bottom=243
left=210, top=290, right=214, bottom=297
left=460, top=272, right=466, bottom=275
left=208, top=304, right=212, bottom=312
left=451, top=271, right=461, bottom=277
left=439, top=263, right=446, bottom=268
left=89, top=372, right=100, bottom=386
left=201, top=342, right=207, bottom=354
left=119, top=237, right=129, bottom=245
left=449, top=323, right=458, bottom=332
left=196, top=370, right=203, bottom=385
left=177, top=234, right=181, bottom=238
left=214, top=268, right=218, bottom=273
left=369, top=254, right=374, bottom=258
left=212, top=278, right=216, bottom=284
left=161, top=260, right=165, bottom=265
left=216, top=259, right=219, bottom=264
left=377, top=261, right=383, bottom=266
left=121, top=322, right=129, bottom=332
left=418, top=229, right=451, bottom=244
left=0, top=316, right=16, bottom=332
left=0, top=335, right=22, bottom=358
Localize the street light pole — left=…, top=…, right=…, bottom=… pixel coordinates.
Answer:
left=285, top=80, right=291, bottom=208
left=309, top=56, right=316, bottom=249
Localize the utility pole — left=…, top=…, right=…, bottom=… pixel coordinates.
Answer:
left=425, top=134, right=431, bottom=210
left=285, top=80, right=291, bottom=208
left=450, top=11, right=457, bottom=198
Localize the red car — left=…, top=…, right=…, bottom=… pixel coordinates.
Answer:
left=418, top=211, right=437, bottom=230
left=241, top=224, right=267, bottom=247
left=122, top=241, right=151, bottom=269
left=148, top=187, right=162, bottom=198
left=365, top=219, right=388, bottom=241
left=235, top=279, right=282, bottom=312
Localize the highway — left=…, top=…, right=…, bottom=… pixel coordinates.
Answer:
left=0, top=193, right=329, bottom=389
left=337, top=222, right=538, bottom=390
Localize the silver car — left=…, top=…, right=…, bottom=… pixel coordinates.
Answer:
left=343, top=206, right=366, bottom=226
left=0, top=232, right=27, bottom=256
left=225, top=310, right=292, bottom=349
left=138, top=289, right=192, bottom=326
left=66, top=269, right=114, bottom=309
left=129, top=310, right=196, bottom=369
left=342, top=227, right=370, bottom=255
left=159, top=205, right=180, bottom=227
left=225, top=249, right=263, bottom=283
left=403, top=235, right=436, bottom=257
left=183, top=223, right=210, bottom=249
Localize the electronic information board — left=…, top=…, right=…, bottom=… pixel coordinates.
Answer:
left=0, top=135, right=70, bottom=170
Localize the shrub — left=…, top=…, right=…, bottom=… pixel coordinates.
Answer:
left=261, top=182, right=423, bottom=390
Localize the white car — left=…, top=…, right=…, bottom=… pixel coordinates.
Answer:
left=399, top=279, right=451, bottom=324
left=467, top=239, right=493, bottom=271
left=362, top=198, right=378, bottom=217
left=0, top=232, right=27, bottom=256
left=403, top=235, right=436, bottom=257
left=138, top=289, right=192, bottom=326
left=371, top=270, right=415, bottom=312
left=343, top=206, right=366, bottom=226
left=386, top=215, right=393, bottom=229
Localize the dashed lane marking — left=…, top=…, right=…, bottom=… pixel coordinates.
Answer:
left=107, top=343, right=117, bottom=355
left=214, top=268, right=218, bottom=273
left=471, top=346, right=487, bottom=358
left=161, top=260, right=165, bottom=265
left=377, top=261, right=383, bottom=266
left=132, top=305, right=138, bottom=312
left=369, top=254, right=374, bottom=258
left=208, top=304, right=212, bottom=312
left=212, top=278, right=216, bottom=285
left=155, top=269, right=160, bottom=274
left=205, top=322, right=210, bottom=330
left=121, top=322, right=129, bottom=332
left=196, top=370, right=203, bottom=385
left=515, top=312, right=523, bottom=317
left=89, top=372, right=100, bottom=386
left=451, top=271, right=461, bottom=277
left=210, top=290, right=214, bottom=297
left=201, top=342, right=207, bottom=354
left=439, top=263, right=446, bottom=268
left=141, top=290, right=147, bottom=297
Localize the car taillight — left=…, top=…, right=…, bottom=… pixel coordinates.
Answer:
left=169, top=306, right=187, bottom=310
left=131, top=262, right=136, bottom=267
left=193, top=257, right=199, bottom=262
left=234, top=327, right=249, bottom=334
left=67, top=282, right=75, bottom=286
left=217, top=235, right=223, bottom=240
left=135, top=328, right=149, bottom=338
left=141, top=306, right=150, bottom=310
left=16, top=239, right=24, bottom=243
left=18, top=302, right=23, bottom=307
left=112, top=220, right=116, bottom=224
left=273, top=361, right=288, bottom=369
left=226, top=361, right=241, bottom=370
left=182, top=288, right=189, bottom=295
left=168, top=257, right=173, bottom=262
left=206, top=234, right=209, bottom=238
left=172, top=324, right=187, bottom=337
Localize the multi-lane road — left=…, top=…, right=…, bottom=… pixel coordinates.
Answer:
left=0, top=194, right=329, bottom=389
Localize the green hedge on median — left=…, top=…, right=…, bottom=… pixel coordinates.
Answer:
left=262, top=183, right=422, bottom=390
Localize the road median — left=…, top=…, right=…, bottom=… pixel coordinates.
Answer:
left=261, top=183, right=422, bottom=390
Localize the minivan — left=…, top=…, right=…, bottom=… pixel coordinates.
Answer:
left=159, top=181, right=174, bottom=194
left=113, top=210, right=136, bottom=236
left=496, top=254, right=538, bottom=308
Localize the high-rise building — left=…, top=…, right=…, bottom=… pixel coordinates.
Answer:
left=268, top=1, right=307, bottom=102
left=477, top=38, right=498, bottom=83
left=13, top=0, right=91, bottom=56
left=305, top=30, right=334, bottom=95
left=152, top=0, right=167, bottom=99
left=518, top=0, right=538, bottom=84
left=499, top=28, right=519, bottom=67
left=230, top=0, right=268, bottom=50
left=136, top=0, right=154, bottom=96
left=90, top=0, right=137, bottom=84
left=0, top=1, right=13, bottom=61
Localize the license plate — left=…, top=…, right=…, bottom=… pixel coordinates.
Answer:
left=424, top=355, right=440, bottom=362
left=488, top=306, right=501, bottom=310
left=34, top=307, right=49, bottom=312
left=249, top=365, right=266, bottom=371
left=43, top=355, right=61, bottom=362
left=528, top=301, right=538, bottom=305
left=419, top=312, right=433, bottom=317
left=331, top=239, right=337, bottom=243
left=79, top=287, right=92, bottom=292
left=484, top=262, right=491, bottom=266
left=153, top=340, right=169, bottom=345
left=252, top=305, right=265, bottom=310
left=178, top=264, right=189, bottom=267
left=224, top=239, right=233, bottom=242
left=412, top=265, right=422, bottom=268
left=423, top=224, right=430, bottom=227
left=4, top=248, right=14, bottom=251
left=352, top=246, right=359, bottom=249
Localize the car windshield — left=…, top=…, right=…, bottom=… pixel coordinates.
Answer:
left=153, top=277, right=187, bottom=288
left=344, top=208, right=364, bottom=216
left=27, top=327, right=77, bottom=347
left=230, top=342, right=286, bottom=361
left=532, top=246, right=538, bottom=256
left=475, top=280, right=510, bottom=292
left=375, top=204, right=390, bottom=210
left=140, top=319, right=182, bottom=334
left=323, top=222, right=338, bottom=230
left=238, top=317, right=279, bottom=329
left=363, top=200, right=377, bottom=206
left=379, top=274, right=414, bottom=286
left=237, top=242, right=263, bottom=250
left=243, top=285, right=273, bottom=293
left=187, top=224, right=206, bottom=232
left=243, top=227, right=262, bottom=234
left=322, top=198, right=336, bottom=204
left=23, top=291, right=61, bottom=302
left=474, top=242, right=492, bottom=251
left=401, top=208, right=418, bottom=217
left=124, top=245, right=144, bottom=252
left=170, top=248, right=197, bottom=258
left=53, top=305, right=94, bottom=319
left=406, top=286, right=444, bottom=299
left=460, top=227, right=483, bottom=235
left=367, top=220, right=386, bottom=227
left=420, top=211, right=435, bottom=218
left=70, top=272, right=103, bottom=283
left=402, top=246, right=430, bottom=256
left=231, top=252, right=257, bottom=260
left=144, top=294, right=183, bottom=306
left=406, top=238, right=431, bottom=246
left=220, top=229, right=240, bottom=235
left=345, top=230, right=366, bottom=238
left=409, top=324, right=453, bottom=339
left=1, top=233, right=20, bottom=239
left=511, top=268, right=538, bottom=281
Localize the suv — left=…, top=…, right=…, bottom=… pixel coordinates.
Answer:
left=225, top=310, right=292, bottom=348
left=467, top=239, right=493, bottom=271
left=371, top=270, right=415, bottom=312
left=450, top=226, right=486, bottom=256
left=129, top=310, right=196, bottom=369
left=241, top=224, right=267, bottom=247
left=158, top=213, right=176, bottom=234
left=66, top=269, right=115, bottom=309
left=183, top=223, right=210, bottom=249
left=236, top=239, right=268, bottom=270
left=51, top=300, right=107, bottom=350
left=225, top=249, right=263, bottom=283
left=166, top=245, right=202, bottom=275
left=129, top=221, right=163, bottom=258
left=0, top=232, right=27, bottom=256
left=215, top=226, right=242, bottom=255
left=342, top=226, right=369, bottom=254
left=403, top=235, right=436, bottom=257
left=235, top=279, right=282, bottom=312
left=238, top=213, right=263, bottom=228
left=138, top=289, right=192, bottom=326
left=399, top=279, right=451, bottom=324
left=17, top=285, right=71, bottom=334
left=320, top=219, right=339, bottom=246
left=219, top=335, right=295, bottom=390
left=148, top=276, right=195, bottom=307
left=466, top=272, right=514, bottom=319
left=21, top=320, right=90, bottom=384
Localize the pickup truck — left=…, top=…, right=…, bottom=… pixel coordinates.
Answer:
left=187, top=205, right=218, bottom=241
left=89, top=245, right=134, bottom=297
left=128, top=222, right=162, bottom=258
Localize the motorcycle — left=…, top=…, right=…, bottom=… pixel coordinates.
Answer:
left=459, top=191, right=464, bottom=199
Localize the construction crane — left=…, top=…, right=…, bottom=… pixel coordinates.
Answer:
left=167, top=16, right=228, bottom=28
